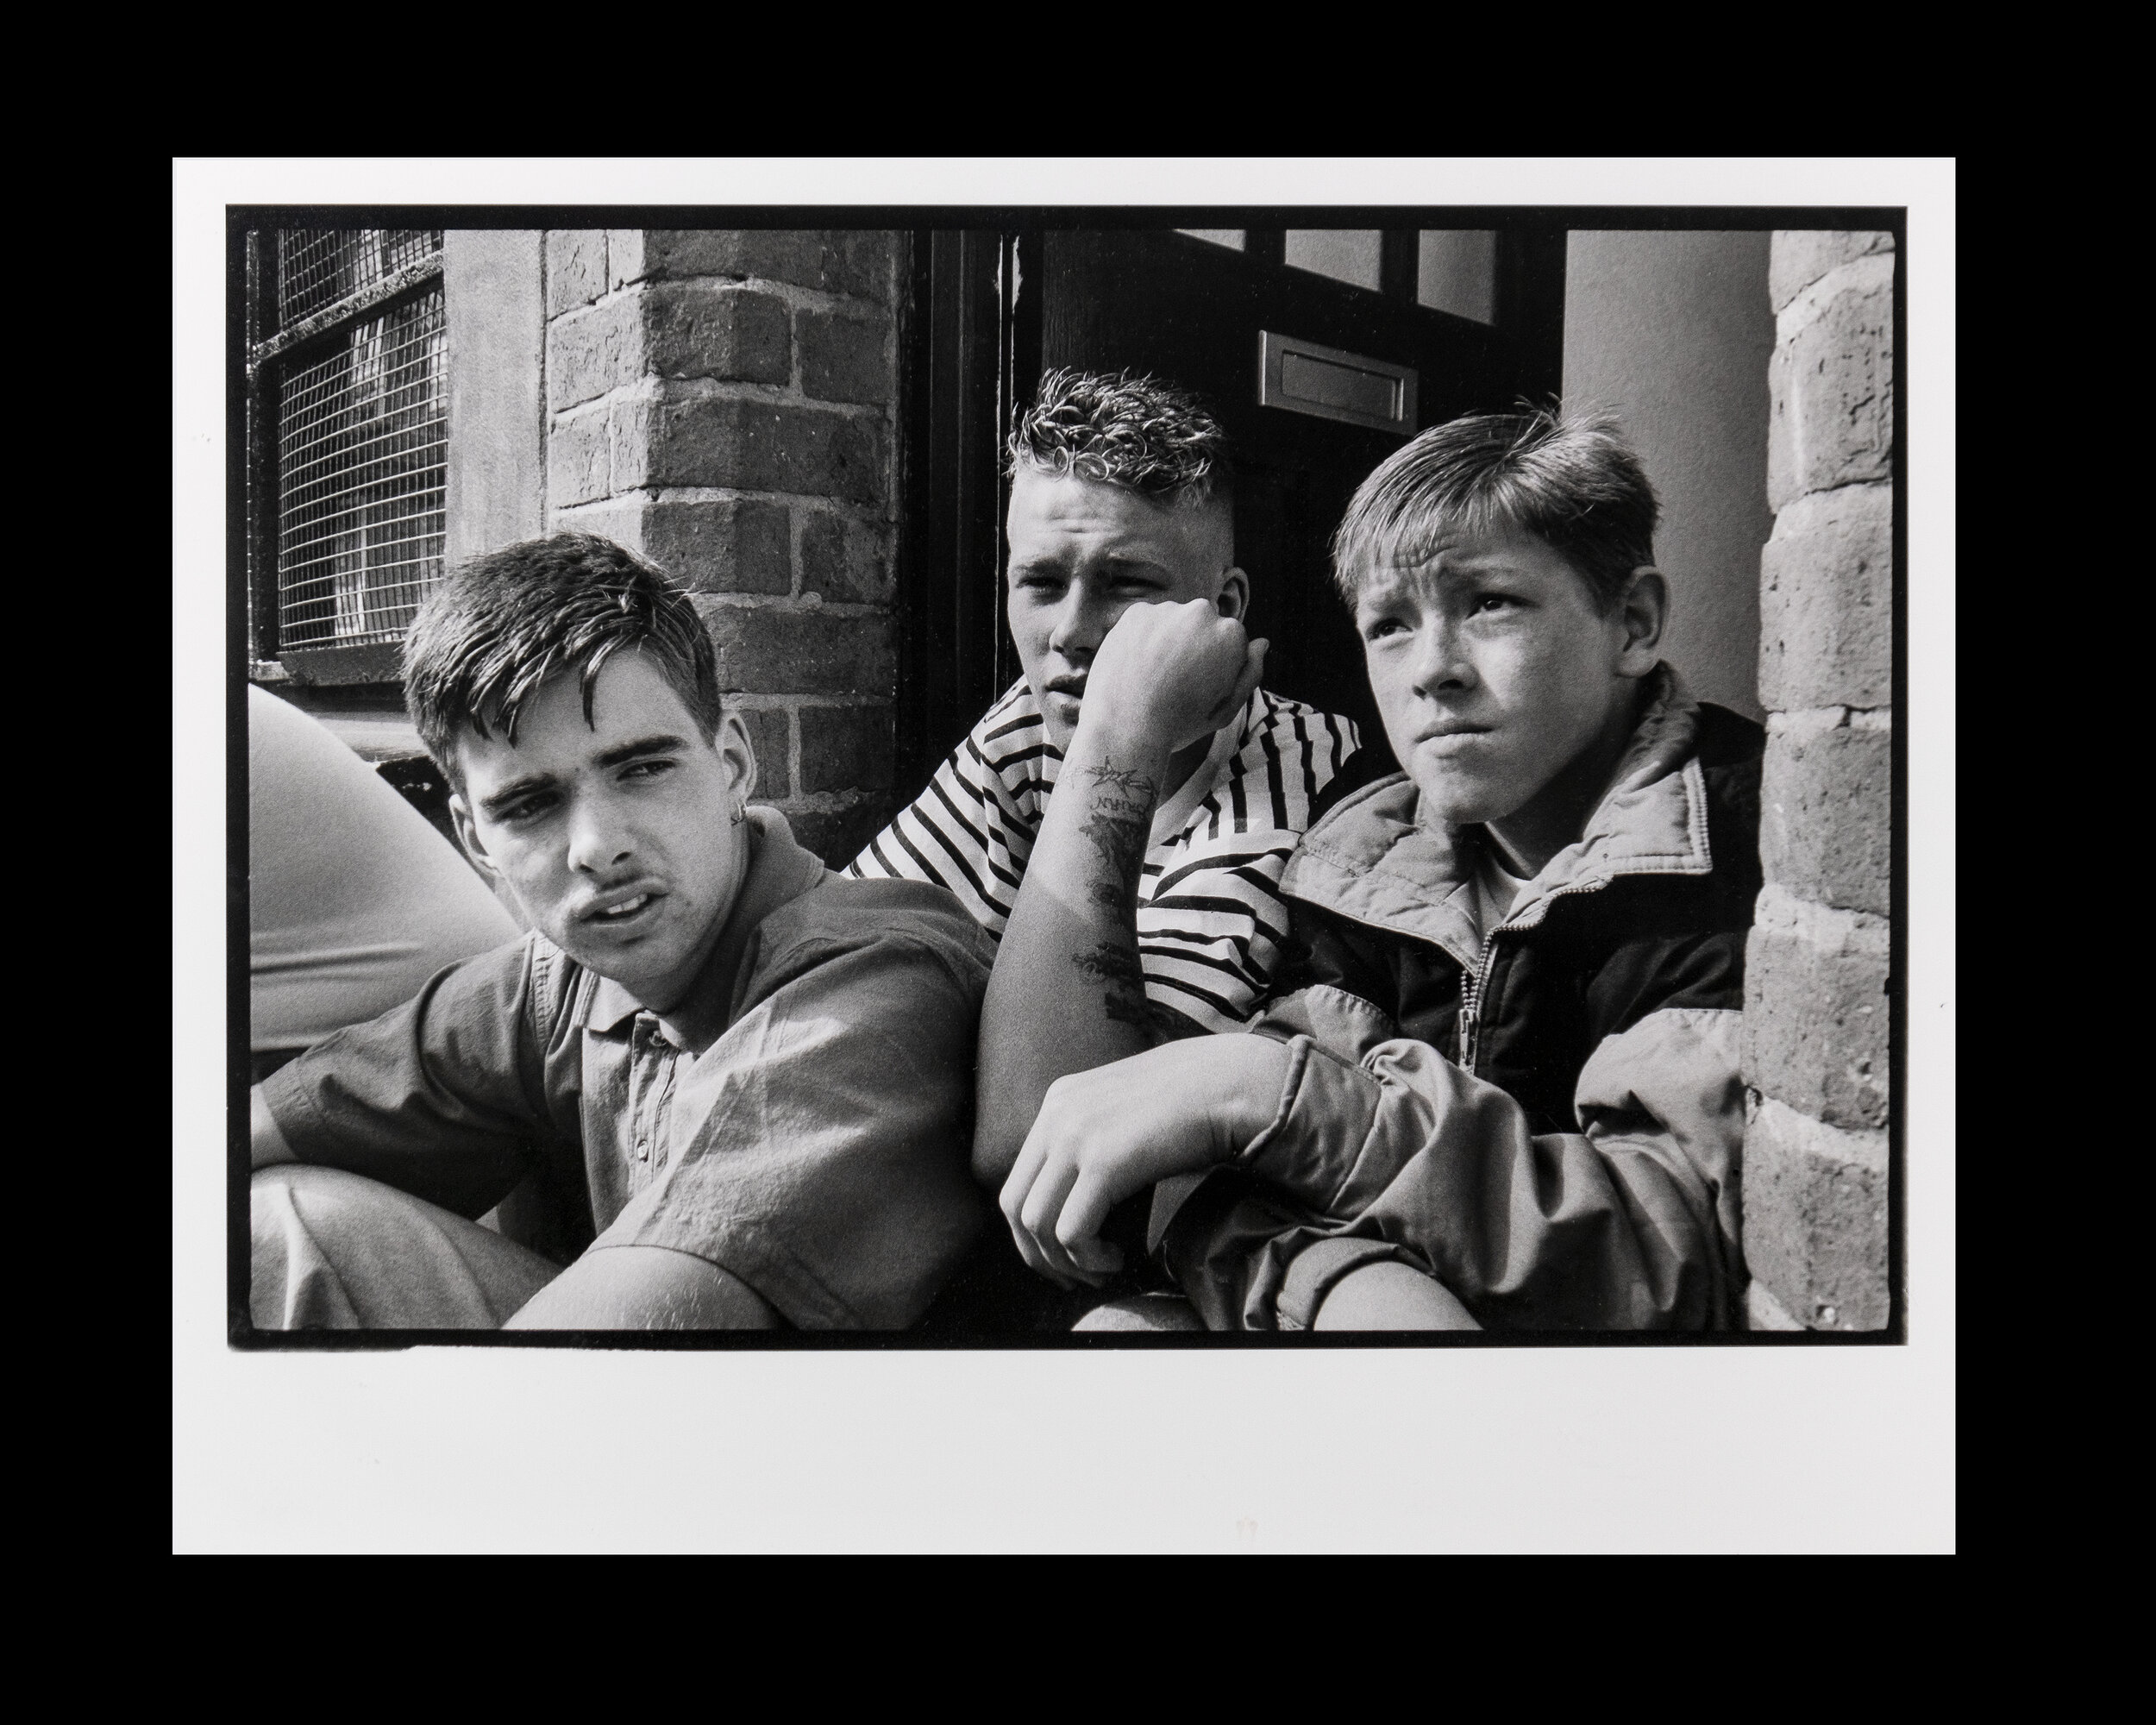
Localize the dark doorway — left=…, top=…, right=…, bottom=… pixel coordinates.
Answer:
left=894, top=224, right=1567, bottom=788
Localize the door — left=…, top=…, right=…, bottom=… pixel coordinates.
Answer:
left=894, top=225, right=1567, bottom=785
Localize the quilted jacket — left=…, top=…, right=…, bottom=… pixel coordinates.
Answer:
left=1158, top=667, right=1765, bottom=1330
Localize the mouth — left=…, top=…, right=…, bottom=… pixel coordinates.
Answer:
left=1414, top=724, right=1493, bottom=750
left=1044, top=675, right=1087, bottom=702
left=580, top=888, right=665, bottom=930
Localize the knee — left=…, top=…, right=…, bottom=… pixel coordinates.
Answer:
left=1072, top=1294, right=1206, bottom=1333
left=251, top=1163, right=392, bottom=1243
left=1310, top=1259, right=1480, bottom=1331
left=249, top=1164, right=416, bottom=1331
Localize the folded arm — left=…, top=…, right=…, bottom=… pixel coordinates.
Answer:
left=252, top=940, right=559, bottom=1219
left=1000, top=1032, right=1289, bottom=1285
left=1006, top=992, right=1746, bottom=1330
left=1188, top=1004, right=1749, bottom=1330
left=971, top=602, right=1262, bottom=1187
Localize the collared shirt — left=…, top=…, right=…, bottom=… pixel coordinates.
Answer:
left=260, top=809, right=1000, bottom=1329
left=845, top=681, right=1358, bottom=1033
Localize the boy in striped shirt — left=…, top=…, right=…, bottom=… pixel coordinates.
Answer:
left=849, top=370, right=1358, bottom=1231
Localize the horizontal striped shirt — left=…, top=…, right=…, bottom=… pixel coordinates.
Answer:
left=846, top=681, right=1359, bottom=1034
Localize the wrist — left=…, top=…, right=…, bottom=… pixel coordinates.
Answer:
left=1195, top=1033, right=1295, bottom=1159
left=1065, top=704, right=1175, bottom=781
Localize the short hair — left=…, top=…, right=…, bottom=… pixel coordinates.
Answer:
left=1006, top=367, right=1233, bottom=508
left=1330, top=406, right=1659, bottom=610
left=403, top=532, right=724, bottom=785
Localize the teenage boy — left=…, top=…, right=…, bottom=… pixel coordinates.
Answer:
left=1000, top=410, right=1763, bottom=1331
left=848, top=369, right=1359, bottom=1193
left=248, top=534, right=996, bottom=1331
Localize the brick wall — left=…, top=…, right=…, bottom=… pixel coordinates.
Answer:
left=541, top=230, right=902, bottom=864
left=1743, top=232, right=1896, bottom=1332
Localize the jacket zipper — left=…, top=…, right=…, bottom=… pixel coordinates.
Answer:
left=1457, top=876, right=1619, bottom=1075
left=1457, top=932, right=1497, bottom=1074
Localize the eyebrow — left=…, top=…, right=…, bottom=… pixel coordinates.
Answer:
left=1012, top=554, right=1169, bottom=574
left=1365, top=555, right=1526, bottom=597
left=594, top=732, right=690, bottom=768
left=477, top=734, right=689, bottom=817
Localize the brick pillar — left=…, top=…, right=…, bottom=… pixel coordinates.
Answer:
left=1743, top=232, right=1896, bottom=1331
left=540, top=230, right=900, bottom=864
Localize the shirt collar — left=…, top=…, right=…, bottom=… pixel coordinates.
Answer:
left=585, top=807, right=833, bottom=1043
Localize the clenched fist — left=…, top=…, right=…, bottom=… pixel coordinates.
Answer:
left=1081, top=599, right=1267, bottom=756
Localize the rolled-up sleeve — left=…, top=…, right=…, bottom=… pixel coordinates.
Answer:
left=589, top=900, right=996, bottom=1329
left=256, top=937, right=560, bottom=1220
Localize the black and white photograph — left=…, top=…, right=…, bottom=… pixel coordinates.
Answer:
left=174, top=160, right=1953, bottom=1552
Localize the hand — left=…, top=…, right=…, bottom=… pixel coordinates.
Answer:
left=1081, top=599, right=1267, bottom=756
left=999, top=1034, right=1290, bottom=1287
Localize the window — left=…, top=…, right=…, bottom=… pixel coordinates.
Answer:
left=1179, top=229, right=1500, bottom=325
left=247, top=230, right=448, bottom=676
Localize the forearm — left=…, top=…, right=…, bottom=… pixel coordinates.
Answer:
left=972, top=720, right=1177, bottom=1184
left=1238, top=1032, right=1733, bottom=1327
left=249, top=950, right=549, bottom=1215
left=250, top=1085, right=298, bottom=1170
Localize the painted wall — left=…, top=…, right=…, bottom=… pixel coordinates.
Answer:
left=1562, top=231, right=1773, bottom=720
left=443, top=230, right=546, bottom=562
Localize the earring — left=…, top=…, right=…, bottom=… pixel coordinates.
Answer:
left=730, top=798, right=748, bottom=826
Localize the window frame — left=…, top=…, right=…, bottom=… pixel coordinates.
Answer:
left=244, top=229, right=448, bottom=687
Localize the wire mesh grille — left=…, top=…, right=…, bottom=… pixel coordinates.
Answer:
left=276, top=229, right=443, bottom=329
left=274, top=288, right=448, bottom=650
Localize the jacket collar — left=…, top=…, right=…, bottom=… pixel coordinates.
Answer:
left=586, top=807, right=833, bottom=1041
left=1278, top=664, right=1714, bottom=967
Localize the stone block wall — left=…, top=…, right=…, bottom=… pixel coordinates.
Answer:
left=1744, top=231, right=1896, bottom=1332
left=541, top=230, right=902, bottom=864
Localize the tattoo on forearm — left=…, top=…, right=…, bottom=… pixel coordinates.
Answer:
left=1086, top=764, right=1157, bottom=799
left=1063, top=758, right=1167, bottom=1023
left=1076, top=761, right=1156, bottom=917
left=1088, top=878, right=1131, bottom=912
left=1071, top=940, right=1185, bottom=1038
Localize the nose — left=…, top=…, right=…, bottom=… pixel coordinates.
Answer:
left=1409, top=617, right=1475, bottom=699
left=1045, top=582, right=1112, bottom=663
left=564, top=788, right=636, bottom=878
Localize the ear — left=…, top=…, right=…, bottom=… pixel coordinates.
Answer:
left=1613, top=566, right=1668, bottom=677
left=449, top=792, right=509, bottom=888
left=1214, top=565, right=1250, bottom=623
left=714, top=709, right=759, bottom=804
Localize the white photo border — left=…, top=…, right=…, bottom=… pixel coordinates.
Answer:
left=175, top=158, right=1955, bottom=1552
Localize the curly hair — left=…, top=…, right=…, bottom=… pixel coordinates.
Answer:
left=1006, top=367, right=1232, bottom=506
left=1329, top=405, right=1659, bottom=611
left=403, top=532, right=724, bottom=786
